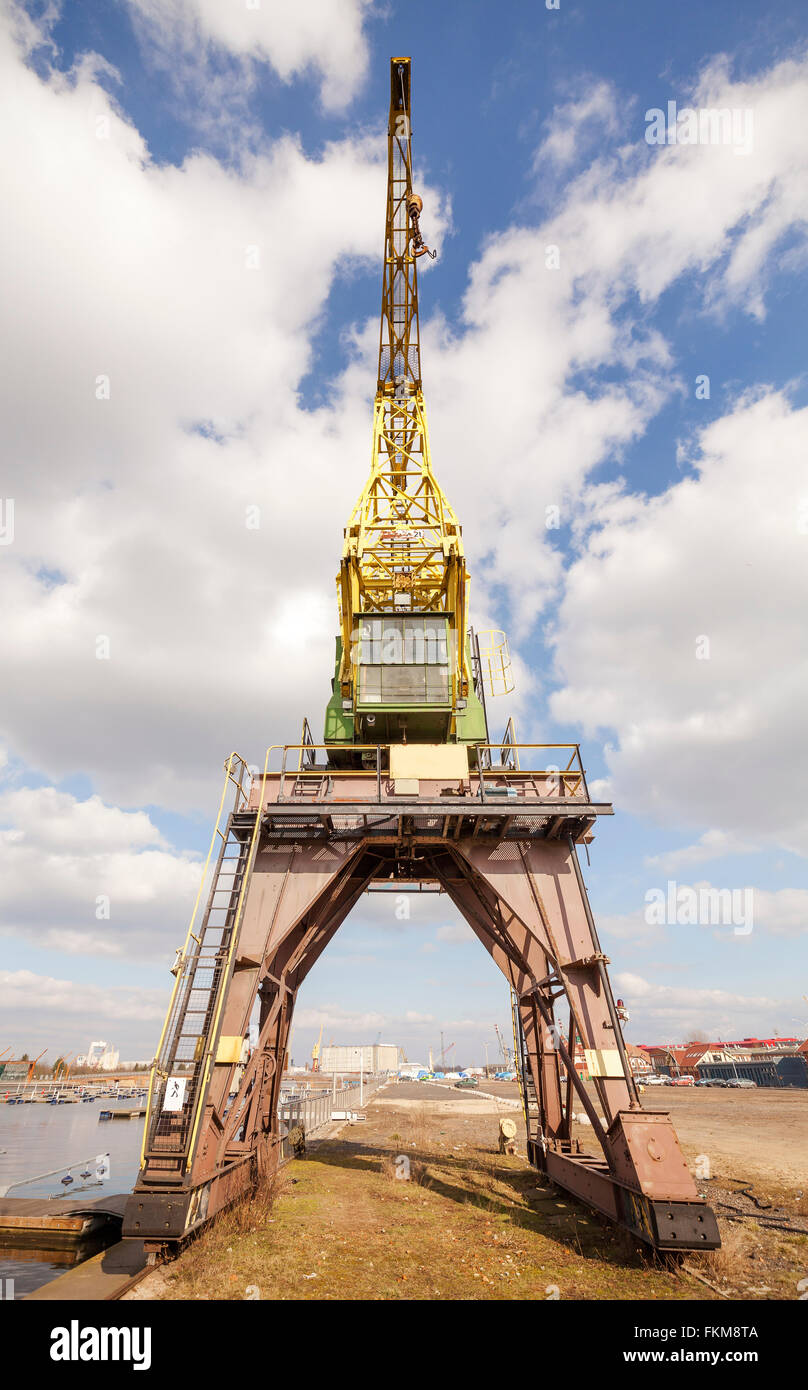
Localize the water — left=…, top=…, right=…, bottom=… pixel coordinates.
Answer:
left=0, top=1097, right=145, bottom=1296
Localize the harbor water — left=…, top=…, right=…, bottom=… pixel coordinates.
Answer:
left=0, top=1095, right=144, bottom=1296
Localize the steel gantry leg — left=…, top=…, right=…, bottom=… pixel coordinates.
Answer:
left=427, top=837, right=719, bottom=1250
left=125, top=775, right=718, bottom=1254
left=124, top=834, right=382, bottom=1247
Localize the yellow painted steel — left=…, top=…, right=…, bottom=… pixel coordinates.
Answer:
left=476, top=629, right=515, bottom=696
left=139, top=752, right=244, bottom=1167
left=139, top=751, right=266, bottom=1171
left=216, top=1036, right=246, bottom=1065
left=584, top=1048, right=624, bottom=1078
left=336, top=57, right=472, bottom=715
left=511, top=987, right=529, bottom=1129
left=388, top=742, right=470, bottom=780
left=184, top=748, right=268, bottom=1171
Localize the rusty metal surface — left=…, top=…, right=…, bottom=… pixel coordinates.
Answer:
left=124, top=773, right=717, bottom=1252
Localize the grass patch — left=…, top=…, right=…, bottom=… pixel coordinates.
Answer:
left=156, top=1109, right=714, bottom=1302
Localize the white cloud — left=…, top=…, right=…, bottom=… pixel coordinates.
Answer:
left=1, top=15, right=806, bottom=812
left=126, top=0, right=373, bottom=115
left=533, top=80, right=621, bottom=169
left=751, top=888, right=808, bottom=937
left=0, top=781, right=201, bottom=961
left=0, top=968, right=166, bottom=1021
left=293, top=1004, right=434, bottom=1034
left=597, top=909, right=663, bottom=948
left=0, top=7, right=418, bottom=810
left=645, top=830, right=759, bottom=874
left=600, top=881, right=808, bottom=947
left=435, top=923, right=476, bottom=946
left=420, top=52, right=808, bottom=648
left=550, top=391, right=808, bottom=855
left=616, top=970, right=782, bottom=1040
left=0, top=785, right=166, bottom=853
left=0, top=967, right=168, bottom=1057
left=2, top=10, right=808, bottom=1054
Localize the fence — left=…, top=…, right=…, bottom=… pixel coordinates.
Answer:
left=279, top=1073, right=388, bottom=1157
left=0, top=1152, right=111, bottom=1198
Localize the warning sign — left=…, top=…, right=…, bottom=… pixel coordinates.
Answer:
left=163, top=1077, right=187, bottom=1112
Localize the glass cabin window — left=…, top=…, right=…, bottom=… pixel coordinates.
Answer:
left=358, top=615, right=450, bottom=704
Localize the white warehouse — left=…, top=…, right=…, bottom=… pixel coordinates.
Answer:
left=319, top=1044, right=399, bottom=1074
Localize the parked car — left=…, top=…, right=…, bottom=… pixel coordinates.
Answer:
left=696, top=1078, right=727, bottom=1087
left=454, top=1077, right=479, bottom=1089
left=670, top=1075, right=695, bottom=1086
left=643, top=1074, right=672, bottom=1086
left=725, top=1077, right=756, bottom=1088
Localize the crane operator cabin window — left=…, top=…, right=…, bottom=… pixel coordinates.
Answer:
left=358, top=615, right=450, bottom=704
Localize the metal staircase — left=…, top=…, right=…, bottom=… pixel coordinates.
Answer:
left=139, top=757, right=260, bottom=1182
left=511, top=987, right=540, bottom=1136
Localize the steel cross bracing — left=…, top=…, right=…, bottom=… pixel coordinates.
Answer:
left=124, top=750, right=719, bottom=1254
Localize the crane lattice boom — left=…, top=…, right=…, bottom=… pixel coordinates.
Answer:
left=326, top=57, right=487, bottom=752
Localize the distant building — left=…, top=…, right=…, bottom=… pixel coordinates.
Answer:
left=0, top=1060, right=29, bottom=1082
left=638, top=1038, right=808, bottom=1088
left=627, top=1045, right=654, bottom=1077
left=86, top=1040, right=120, bottom=1072
left=319, top=1043, right=399, bottom=1074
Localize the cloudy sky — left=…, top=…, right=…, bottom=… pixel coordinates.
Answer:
left=1, top=0, right=807, bottom=1067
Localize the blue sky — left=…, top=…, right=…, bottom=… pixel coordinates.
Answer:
left=1, top=0, right=808, bottom=1066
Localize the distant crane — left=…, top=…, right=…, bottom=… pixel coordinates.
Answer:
left=26, top=1049, right=48, bottom=1080
left=494, top=1023, right=510, bottom=1068
left=311, top=1023, right=325, bottom=1072
left=52, top=1054, right=73, bottom=1081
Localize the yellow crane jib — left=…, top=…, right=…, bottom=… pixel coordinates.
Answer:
left=325, top=57, right=510, bottom=759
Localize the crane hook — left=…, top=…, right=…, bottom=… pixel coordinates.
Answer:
left=406, top=191, right=437, bottom=260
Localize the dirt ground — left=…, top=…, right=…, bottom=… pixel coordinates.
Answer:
left=127, top=1078, right=808, bottom=1302
left=650, top=1086, right=808, bottom=1192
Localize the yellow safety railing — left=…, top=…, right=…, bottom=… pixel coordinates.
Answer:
left=183, top=748, right=268, bottom=1171
left=476, top=629, right=515, bottom=696
left=258, top=741, right=590, bottom=802
left=140, top=752, right=262, bottom=1170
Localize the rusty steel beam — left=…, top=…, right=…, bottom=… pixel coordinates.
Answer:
left=123, top=791, right=718, bottom=1255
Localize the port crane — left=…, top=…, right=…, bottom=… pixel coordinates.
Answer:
left=26, top=1049, right=48, bottom=1081
left=494, top=1023, right=510, bottom=1068
left=125, top=57, right=718, bottom=1258
left=325, top=58, right=509, bottom=755
left=311, top=1023, right=324, bottom=1072
left=52, top=1055, right=73, bottom=1081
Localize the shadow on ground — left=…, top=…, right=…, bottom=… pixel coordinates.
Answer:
left=303, top=1135, right=645, bottom=1267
